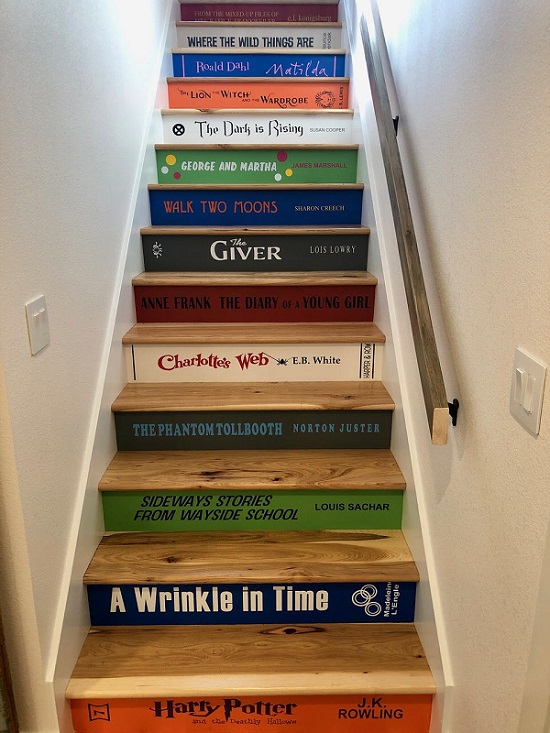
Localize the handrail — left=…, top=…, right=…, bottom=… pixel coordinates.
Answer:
left=360, top=3, right=458, bottom=445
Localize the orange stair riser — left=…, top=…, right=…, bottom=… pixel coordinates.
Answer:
left=72, top=694, right=432, bottom=733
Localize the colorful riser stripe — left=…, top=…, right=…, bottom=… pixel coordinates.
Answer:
left=176, top=23, right=342, bottom=50
left=148, top=187, right=363, bottom=226
left=180, top=4, right=340, bottom=23
left=87, top=581, right=416, bottom=626
left=102, top=489, right=403, bottom=532
left=156, top=147, right=357, bottom=184
left=172, top=51, right=345, bottom=78
left=134, top=285, right=374, bottom=323
left=161, top=111, right=354, bottom=144
left=167, top=78, right=348, bottom=109
left=126, top=343, right=382, bottom=382
left=114, top=410, right=392, bottom=451
left=72, top=694, right=432, bottom=733
left=141, top=231, right=368, bottom=272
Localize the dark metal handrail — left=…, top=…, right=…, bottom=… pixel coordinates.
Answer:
left=360, top=4, right=458, bottom=445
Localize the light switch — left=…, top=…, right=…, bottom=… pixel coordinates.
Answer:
left=25, top=295, right=50, bottom=355
left=510, top=347, right=546, bottom=435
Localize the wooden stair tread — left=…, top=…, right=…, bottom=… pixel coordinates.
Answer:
left=66, top=624, right=435, bottom=698
left=99, top=448, right=405, bottom=492
left=161, top=108, right=354, bottom=116
left=167, top=76, right=350, bottom=83
left=149, top=183, right=362, bottom=190
left=176, top=21, right=343, bottom=28
left=84, top=529, right=418, bottom=585
left=111, top=381, right=395, bottom=413
left=140, top=225, right=370, bottom=235
left=155, top=143, right=358, bottom=150
left=123, top=322, right=384, bottom=344
left=132, top=270, right=375, bottom=286
left=172, top=48, right=345, bottom=55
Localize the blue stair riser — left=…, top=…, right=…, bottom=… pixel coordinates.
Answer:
left=172, top=51, right=346, bottom=78
left=114, top=410, right=392, bottom=451
left=148, top=187, right=363, bottom=226
left=87, top=581, right=415, bottom=626
left=142, top=230, right=368, bottom=272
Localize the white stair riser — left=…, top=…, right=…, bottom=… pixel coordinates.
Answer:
left=126, top=343, right=383, bottom=383
left=162, top=111, right=353, bottom=144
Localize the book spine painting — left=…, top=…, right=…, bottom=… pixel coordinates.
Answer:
left=72, top=694, right=433, bottom=733
left=156, top=146, right=357, bottom=184
left=87, top=581, right=416, bottom=626
left=148, top=187, right=363, bottom=227
left=161, top=111, right=354, bottom=144
left=180, top=4, right=340, bottom=23
left=134, top=284, right=374, bottom=323
left=172, top=52, right=346, bottom=78
left=141, top=231, right=368, bottom=272
left=114, top=410, right=393, bottom=451
left=102, top=489, right=403, bottom=532
left=126, top=343, right=382, bottom=382
left=176, top=24, right=342, bottom=50
left=167, top=78, right=348, bottom=110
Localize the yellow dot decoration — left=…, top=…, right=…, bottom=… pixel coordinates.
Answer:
left=166, top=154, right=177, bottom=166
left=285, top=168, right=293, bottom=177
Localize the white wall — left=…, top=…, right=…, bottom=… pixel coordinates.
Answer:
left=374, top=0, right=550, bottom=731
left=0, top=1, right=173, bottom=730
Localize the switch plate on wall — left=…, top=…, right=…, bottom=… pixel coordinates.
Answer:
left=25, top=295, right=50, bottom=355
left=510, top=347, right=546, bottom=436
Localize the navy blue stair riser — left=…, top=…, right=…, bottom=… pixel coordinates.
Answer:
left=87, top=581, right=415, bottom=626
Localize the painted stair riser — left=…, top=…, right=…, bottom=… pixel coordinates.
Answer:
left=72, top=694, right=433, bottom=733
left=114, top=410, right=392, bottom=451
left=87, top=581, right=415, bottom=626
left=102, top=489, right=403, bottom=532
left=127, top=343, right=382, bottom=382
left=176, top=23, right=342, bottom=50
left=172, top=51, right=345, bottom=78
left=168, top=78, right=348, bottom=110
left=149, top=187, right=363, bottom=226
left=142, top=230, right=368, bottom=271
left=134, top=285, right=374, bottom=323
left=181, top=4, right=340, bottom=23
left=162, top=111, right=354, bottom=144
left=156, top=147, right=357, bottom=184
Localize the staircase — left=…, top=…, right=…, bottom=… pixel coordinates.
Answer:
left=66, top=3, right=437, bottom=731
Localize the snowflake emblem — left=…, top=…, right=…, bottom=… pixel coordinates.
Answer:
left=152, top=241, right=163, bottom=258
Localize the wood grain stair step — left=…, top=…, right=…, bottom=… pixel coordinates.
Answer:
left=132, top=270, right=376, bottom=286
left=149, top=183, right=363, bottom=191
left=99, top=449, right=405, bottom=492
left=140, top=225, right=370, bottom=235
left=175, top=21, right=343, bottom=28
left=66, top=623, right=435, bottom=698
left=84, top=529, right=419, bottom=585
left=155, top=143, right=358, bottom=150
left=111, top=381, right=395, bottom=413
left=161, top=109, right=353, bottom=117
left=122, top=322, right=385, bottom=344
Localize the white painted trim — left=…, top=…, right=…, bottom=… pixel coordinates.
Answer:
left=340, top=0, right=454, bottom=729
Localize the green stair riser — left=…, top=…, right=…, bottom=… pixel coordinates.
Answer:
left=156, top=147, right=357, bottom=184
left=102, top=489, right=403, bottom=532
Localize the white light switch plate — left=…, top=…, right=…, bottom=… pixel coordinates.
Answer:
left=510, top=347, right=546, bottom=436
left=25, top=295, right=50, bottom=355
